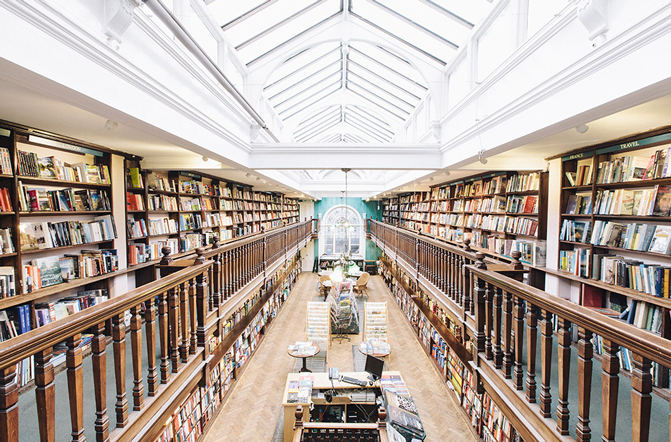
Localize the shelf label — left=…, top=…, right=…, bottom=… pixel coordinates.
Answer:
left=562, top=150, right=594, bottom=162
left=180, top=171, right=201, bottom=179
left=596, top=132, right=671, bottom=155
left=28, top=135, right=103, bottom=157
left=0, top=128, right=10, bottom=137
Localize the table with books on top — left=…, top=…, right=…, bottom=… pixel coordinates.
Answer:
left=287, top=341, right=321, bottom=373
left=282, top=369, right=425, bottom=442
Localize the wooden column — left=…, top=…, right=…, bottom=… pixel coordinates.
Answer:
left=513, top=295, right=525, bottom=391
left=212, top=252, right=222, bottom=307
left=0, top=365, right=18, bottom=442
left=492, top=286, right=503, bottom=369
left=144, top=302, right=158, bottom=397
left=576, top=327, right=593, bottom=442
left=112, top=315, right=129, bottom=428
left=556, top=317, right=571, bottom=436
left=67, top=334, right=86, bottom=440
left=525, top=304, right=538, bottom=403
left=129, top=306, right=144, bottom=412
left=158, top=291, right=170, bottom=384
left=473, top=255, right=487, bottom=357
left=630, top=352, right=652, bottom=442
left=35, top=349, right=55, bottom=442
left=91, top=323, right=109, bottom=442
left=223, top=250, right=231, bottom=300
left=600, top=339, right=619, bottom=442
left=539, top=309, right=553, bottom=418
left=502, top=290, right=513, bottom=380
left=189, top=277, right=198, bottom=354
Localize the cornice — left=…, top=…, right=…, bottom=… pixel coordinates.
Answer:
left=439, top=3, right=671, bottom=153
left=1, top=0, right=254, bottom=153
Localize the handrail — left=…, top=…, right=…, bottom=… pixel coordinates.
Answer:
left=0, top=261, right=211, bottom=371
left=469, top=263, right=671, bottom=370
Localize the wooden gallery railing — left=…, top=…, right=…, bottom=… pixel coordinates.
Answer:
left=292, top=405, right=389, bottom=442
left=0, top=219, right=316, bottom=442
left=469, top=258, right=671, bottom=442
left=369, top=219, right=671, bottom=442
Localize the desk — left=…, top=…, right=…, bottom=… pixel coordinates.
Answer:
left=282, top=371, right=388, bottom=442
left=287, top=342, right=320, bottom=373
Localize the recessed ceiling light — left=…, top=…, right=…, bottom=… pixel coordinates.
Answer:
left=246, top=173, right=251, bottom=178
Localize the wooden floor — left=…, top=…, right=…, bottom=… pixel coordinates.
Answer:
left=202, top=272, right=478, bottom=442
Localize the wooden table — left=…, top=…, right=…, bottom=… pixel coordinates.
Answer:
left=287, top=342, right=321, bottom=373
left=358, top=341, right=391, bottom=358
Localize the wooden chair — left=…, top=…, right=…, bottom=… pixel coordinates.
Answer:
left=319, top=274, right=331, bottom=300
left=352, top=272, right=370, bottom=298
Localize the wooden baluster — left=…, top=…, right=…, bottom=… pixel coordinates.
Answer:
left=169, top=286, right=180, bottom=372
left=234, top=248, right=241, bottom=292
left=189, top=276, right=198, bottom=354
left=457, top=255, right=464, bottom=306
left=446, top=252, right=453, bottom=299
left=513, top=295, right=525, bottom=390
left=440, top=249, right=447, bottom=293
left=473, top=254, right=487, bottom=357
left=91, top=323, right=109, bottom=442
left=601, top=339, right=619, bottom=442
left=112, top=316, right=129, bottom=428
left=492, top=286, right=503, bottom=369
left=525, top=304, right=538, bottom=403
left=35, top=349, right=55, bottom=442
left=222, top=251, right=230, bottom=299
left=630, top=352, right=652, bottom=442
left=502, top=291, right=513, bottom=379
left=556, top=318, right=571, bottom=435
left=0, top=365, right=18, bottom=442
left=484, top=282, right=493, bottom=361
left=197, top=270, right=208, bottom=347
left=144, top=302, right=158, bottom=397
left=67, top=334, right=86, bottom=440
left=212, top=253, right=221, bottom=308
left=576, top=327, right=593, bottom=442
left=179, top=282, right=189, bottom=363
left=158, top=291, right=170, bottom=384
left=539, top=309, right=553, bottom=418
left=130, top=306, right=144, bottom=411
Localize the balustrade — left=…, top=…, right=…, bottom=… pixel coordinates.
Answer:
left=0, top=219, right=315, bottom=442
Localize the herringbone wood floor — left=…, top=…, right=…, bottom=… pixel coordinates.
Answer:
left=202, top=272, right=478, bottom=442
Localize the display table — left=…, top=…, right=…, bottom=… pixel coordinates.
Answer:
left=287, top=342, right=321, bottom=373
left=358, top=340, right=391, bottom=358
left=281, top=371, right=425, bottom=442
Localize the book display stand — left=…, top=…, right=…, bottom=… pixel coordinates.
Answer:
left=306, top=301, right=330, bottom=345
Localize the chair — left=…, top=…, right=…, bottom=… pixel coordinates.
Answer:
left=319, top=274, right=331, bottom=300
left=352, top=272, right=370, bottom=298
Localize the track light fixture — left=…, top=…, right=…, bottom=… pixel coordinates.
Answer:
left=478, top=149, right=488, bottom=165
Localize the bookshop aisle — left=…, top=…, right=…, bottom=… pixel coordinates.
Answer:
left=202, top=273, right=477, bottom=442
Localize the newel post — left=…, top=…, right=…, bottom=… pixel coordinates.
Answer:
left=473, top=253, right=487, bottom=360
left=159, top=246, right=173, bottom=278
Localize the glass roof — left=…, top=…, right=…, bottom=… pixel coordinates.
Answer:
left=205, top=0, right=493, bottom=143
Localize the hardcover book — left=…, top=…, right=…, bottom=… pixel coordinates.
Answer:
left=652, top=186, right=671, bottom=216
left=31, top=256, right=63, bottom=288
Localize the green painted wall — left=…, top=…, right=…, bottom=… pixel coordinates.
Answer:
left=314, top=198, right=383, bottom=263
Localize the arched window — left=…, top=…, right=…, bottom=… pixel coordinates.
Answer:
left=320, top=205, right=364, bottom=256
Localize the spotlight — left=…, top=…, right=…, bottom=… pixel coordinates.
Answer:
left=202, top=156, right=209, bottom=162
left=575, top=124, right=589, bottom=134
left=246, top=173, right=251, bottom=178
left=256, top=177, right=261, bottom=181
left=478, top=149, right=488, bottom=165
left=105, top=120, right=118, bottom=132
left=445, top=171, right=451, bottom=176
left=430, top=177, right=435, bottom=181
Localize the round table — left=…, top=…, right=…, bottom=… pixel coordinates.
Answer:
left=288, top=342, right=321, bottom=373
left=358, top=341, right=390, bottom=358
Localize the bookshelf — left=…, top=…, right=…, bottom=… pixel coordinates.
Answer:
left=125, top=165, right=301, bottom=269
left=306, top=301, right=330, bottom=344
left=558, top=129, right=671, bottom=389
left=382, top=196, right=398, bottom=225
left=363, top=301, right=388, bottom=342
left=386, top=171, right=547, bottom=266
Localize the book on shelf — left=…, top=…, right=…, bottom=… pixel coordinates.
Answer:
left=127, top=167, right=144, bottom=189
left=126, top=192, right=144, bottom=211
left=0, top=267, right=16, bottom=299
left=560, top=220, right=591, bottom=243
left=18, top=151, right=110, bottom=184
left=0, top=188, right=12, bottom=212
left=34, top=289, right=108, bottom=327
left=19, top=215, right=117, bottom=251
left=147, top=172, right=174, bottom=192
left=652, top=186, right=671, bottom=216
left=0, top=148, right=12, bottom=175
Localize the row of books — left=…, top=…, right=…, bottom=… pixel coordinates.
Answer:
left=505, top=195, right=538, bottom=214
left=127, top=167, right=144, bottom=189
left=565, top=164, right=593, bottom=186
left=127, top=217, right=148, bottom=239
left=147, top=172, right=175, bottom=192
left=595, top=148, right=671, bottom=184
left=23, top=250, right=118, bottom=293
left=594, top=253, right=671, bottom=298
left=506, top=172, right=540, bottom=192
left=0, top=148, right=12, bottom=175
left=148, top=194, right=178, bottom=211
left=592, top=186, right=668, bottom=216
left=128, top=239, right=179, bottom=266
left=19, top=215, right=116, bottom=251
left=126, top=192, right=144, bottom=211
left=19, top=184, right=111, bottom=212
left=34, top=289, right=108, bottom=327
left=0, top=188, right=11, bottom=212
left=0, top=305, right=31, bottom=339
left=591, top=221, right=671, bottom=253
left=18, top=150, right=110, bottom=184
left=0, top=267, right=16, bottom=299
left=0, top=228, right=14, bottom=255
left=619, top=300, right=664, bottom=332
left=149, top=217, right=178, bottom=236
